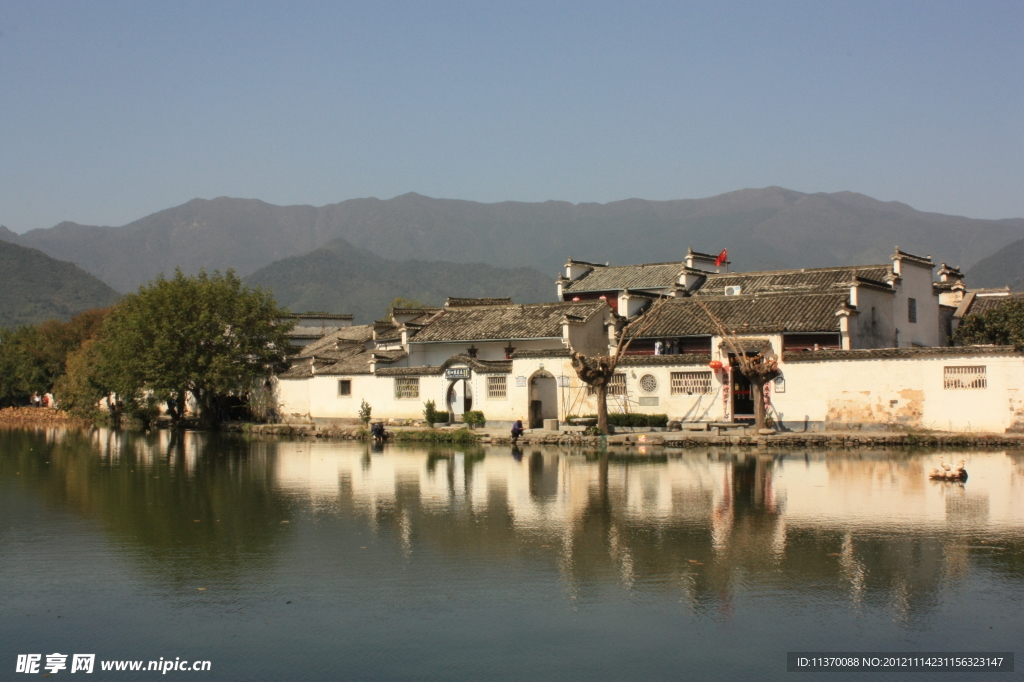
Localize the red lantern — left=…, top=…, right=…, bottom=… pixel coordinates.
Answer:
left=709, top=360, right=724, bottom=370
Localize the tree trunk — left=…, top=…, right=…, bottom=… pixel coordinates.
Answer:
left=596, top=382, right=610, bottom=435
left=750, top=377, right=767, bottom=430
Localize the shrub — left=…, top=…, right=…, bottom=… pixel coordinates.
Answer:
left=358, top=400, right=372, bottom=425
left=424, top=400, right=439, bottom=427
left=579, top=413, right=669, bottom=427
left=463, top=410, right=486, bottom=428
left=392, top=428, right=478, bottom=443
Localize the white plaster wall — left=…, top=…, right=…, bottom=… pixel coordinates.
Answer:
left=893, top=262, right=941, bottom=347
left=276, top=377, right=310, bottom=417
left=848, top=287, right=897, bottom=349
left=565, top=311, right=610, bottom=357
left=774, top=353, right=1024, bottom=432
left=563, top=361, right=729, bottom=422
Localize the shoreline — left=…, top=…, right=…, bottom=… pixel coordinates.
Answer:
left=0, top=406, right=92, bottom=429
left=239, top=423, right=1024, bottom=450
left=4, top=410, right=1021, bottom=450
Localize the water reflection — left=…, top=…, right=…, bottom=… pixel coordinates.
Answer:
left=3, top=428, right=1023, bottom=619
left=0, top=428, right=290, bottom=587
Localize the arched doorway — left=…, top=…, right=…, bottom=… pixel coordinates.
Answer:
left=447, top=379, right=473, bottom=420
left=528, top=370, right=557, bottom=428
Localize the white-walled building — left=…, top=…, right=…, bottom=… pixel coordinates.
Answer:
left=272, top=247, right=1024, bottom=434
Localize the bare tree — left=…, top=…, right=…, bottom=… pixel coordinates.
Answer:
left=686, top=299, right=780, bottom=430
left=569, top=296, right=672, bottom=435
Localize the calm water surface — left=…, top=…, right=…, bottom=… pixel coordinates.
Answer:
left=1, top=428, right=1021, bottom=680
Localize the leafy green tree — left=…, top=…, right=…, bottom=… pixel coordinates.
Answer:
left=0, top=308, right=110, bottom=406
left=386, top=297, right=423, bottom=316
left=954, top=299, right=1024, bottom=348
left=91, top=270, right=293, bottom=426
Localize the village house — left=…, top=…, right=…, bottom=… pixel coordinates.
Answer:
left=273, top=247, right=1024, bottom=433
left=280, top=312, right=355, bottom=348
left=274, top=298, right=613, bottom=428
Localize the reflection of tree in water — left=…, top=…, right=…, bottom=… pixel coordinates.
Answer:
left=0, top=428, right=291, bottom=587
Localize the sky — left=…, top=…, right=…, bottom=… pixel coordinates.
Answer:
left=1, top=1, right=1022, bottom=232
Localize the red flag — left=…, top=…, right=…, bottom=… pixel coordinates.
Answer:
left=714, top=249, right=728, bottom=267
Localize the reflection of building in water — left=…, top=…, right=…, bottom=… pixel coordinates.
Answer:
left=269, top=443, right=1024, bottom=616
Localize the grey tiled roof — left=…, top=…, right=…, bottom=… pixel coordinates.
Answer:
left=411, top=301, right=607, bottom=343
left=445, top=297, right=514, bottom=307
left=965, top=293, right=1024, bottom=318
left=617, top=353, right=712, bottom=366
left=636, top=293, right=850, bottom=338
left=317, top=350, right=376, bottom=375
left=698, top=265, right=891, bottom=297
left=562, top=261, right=690, bottom=293
left=375, top=354, right=513, bottom=376
left=299, top=325, right=374, bottom=355
left=510, top=348, right=573, bottom=358
left=785, top=345, right=1021, bottom=361
left=280, top=347, right=372, bottom=378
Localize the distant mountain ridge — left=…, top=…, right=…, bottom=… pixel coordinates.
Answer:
left=244, top=238, right=554, bottom=323
left=5, top=188, right=1024, bottom=293
left=965, top=238, right=1024, bottom=291
left=0, top=238, right=121, bottom=329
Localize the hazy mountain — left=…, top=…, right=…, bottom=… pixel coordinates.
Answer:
left=0, top=238, right=121, bottom=329
left=7, top=188, right=1024, bottom=293
left=244, top=238, right=555, bottom=323
left=965, top=238, right=1024, bottom=291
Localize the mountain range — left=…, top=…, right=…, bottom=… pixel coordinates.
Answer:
left=965, top=238, right=1024, bottom=291
left=0, top=239, right=121, bottom=329
left=244, top=238, right=554, bottom=323
left=5, top=187, right=1023, bottom=296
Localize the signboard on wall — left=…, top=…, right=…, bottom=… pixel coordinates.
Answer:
left=774, top=375, right=785, bottom=393
left=557, top=376, right=570, bottom=387
left=516, top=376, right=527, bottom=387
left=445, top=368, right=470, bottom=380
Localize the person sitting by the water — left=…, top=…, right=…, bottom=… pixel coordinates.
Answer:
left=370, top=422, right=387, bottom=442
left=511, top=419, right=525, bottom=443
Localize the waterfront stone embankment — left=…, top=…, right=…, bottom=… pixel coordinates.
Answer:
left=241, top=422, right=1024, bottom=450
left=0, top=407, right=90, bottom=428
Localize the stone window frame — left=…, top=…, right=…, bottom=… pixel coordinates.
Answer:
left=394, top=377, right=420, bottom=399
left=943, top=365, right=986, bottom=390
left=670, top=371, right=713, bottom=395
left=338, top=379, right=352, bottom=397
left=486, top=375, right=507, bottom=400
left=908, top=297, right=917, bottom=323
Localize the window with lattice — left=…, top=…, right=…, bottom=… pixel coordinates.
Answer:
left=943, top=366, right=986, bottom=390
left=486, top=375, right=507, bottom=399
left=670, top=371, right=713, bottom=395
left=639, top=374, right=658, bottom=394
left=394, top=377, right=420, bottom=399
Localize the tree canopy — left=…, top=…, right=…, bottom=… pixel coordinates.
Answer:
left=82, top=270, right=293, bottom=425
left=0, top=308, right=110, bottom=406
left=953, top=299, right=1024, bottom=348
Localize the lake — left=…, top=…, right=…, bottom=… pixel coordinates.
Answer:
left=1, top=428, right=1020, bottom=680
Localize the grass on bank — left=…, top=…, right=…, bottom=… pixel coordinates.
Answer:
left=391, top=427, right=479, bottom=444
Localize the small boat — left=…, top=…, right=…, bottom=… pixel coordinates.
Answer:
left=929, top=458, right=967, bottom=481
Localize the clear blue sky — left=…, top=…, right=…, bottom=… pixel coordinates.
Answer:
left=2, top=1, right=1022, bottom=232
